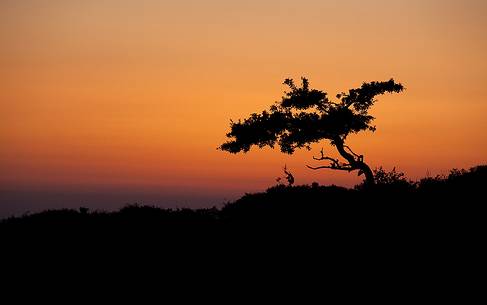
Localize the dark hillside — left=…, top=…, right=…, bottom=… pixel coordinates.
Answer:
left=1, top=165, right=484, bottom=289
left=2, top=165, right=484, bottom=242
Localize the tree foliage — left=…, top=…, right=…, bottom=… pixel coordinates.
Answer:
left=220, top=78, right=403, bottom=154
left=219, top=77, right=404, bottom=185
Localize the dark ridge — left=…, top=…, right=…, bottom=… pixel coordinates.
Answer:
left=2, top=165, right=484, bottom=287
left=2, top=165, right=485, bottom=235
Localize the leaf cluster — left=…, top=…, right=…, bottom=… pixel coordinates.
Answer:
left=220, top=78, right=404, bottom=154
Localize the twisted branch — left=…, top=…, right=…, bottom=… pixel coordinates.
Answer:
left=307, top=148, right=355, bottom=172
left=306, top=165, right=354, bottom=171
left=312, top=148, right=340, bottom=164
left=343, top=145, right=364, bottom=163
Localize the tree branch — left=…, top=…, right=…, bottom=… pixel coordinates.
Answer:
left=343, top=145, right=364, bottom=162
left=308, top=148, right=356, bottom=171
left=343, top=145, right=359, bottom=158
left=306, top=165, right=354, bottom=171
left=312, top=148, right=340, bottom=163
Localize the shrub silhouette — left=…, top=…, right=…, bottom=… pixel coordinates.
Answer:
left=355, top=167, right=416, bottom=192
left=276, top=165, right=295, bottom=186
left=219, top=78, right=404, bottom=185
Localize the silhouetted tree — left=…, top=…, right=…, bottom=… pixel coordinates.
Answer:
left=219, top=78, right=404, bottom=185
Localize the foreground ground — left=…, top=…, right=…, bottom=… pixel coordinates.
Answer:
left=2, top=165, right=484, bottom=237
left=1, top=166, right=484, bottom=293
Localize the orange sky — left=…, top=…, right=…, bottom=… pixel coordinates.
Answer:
left=1, top=0, right=486, bottom=214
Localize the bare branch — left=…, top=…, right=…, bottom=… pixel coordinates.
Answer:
left=308, top=147, right=357, bottom=171
left=306, top=165, right=354, bottom=171
left=343, top=145, right=364, bottom=163
left=343, top=145, right=359, bottom=158
left=313, top=155, right=340, bottom=163
left=312, top=148, right=339, bottom=163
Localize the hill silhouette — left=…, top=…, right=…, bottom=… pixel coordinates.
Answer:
left=2, top=165, right=484, bottom=293
left=2, top=165, right=485, bottom=238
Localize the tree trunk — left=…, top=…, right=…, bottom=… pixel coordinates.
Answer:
left=333, top=138, right=375, bottom=186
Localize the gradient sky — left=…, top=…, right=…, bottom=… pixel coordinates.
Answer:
left=1, top=0, right=486, bottom=216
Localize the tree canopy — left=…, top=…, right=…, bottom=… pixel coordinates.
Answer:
left=219, top=77, right=404, bottom=185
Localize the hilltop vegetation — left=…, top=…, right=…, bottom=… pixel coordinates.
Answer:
left=1, top=164, right=484, bottom=283
left=2, top=165, right=485, bottom=234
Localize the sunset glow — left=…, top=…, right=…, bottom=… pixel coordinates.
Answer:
left=1, top=0, right=486, bottom=216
